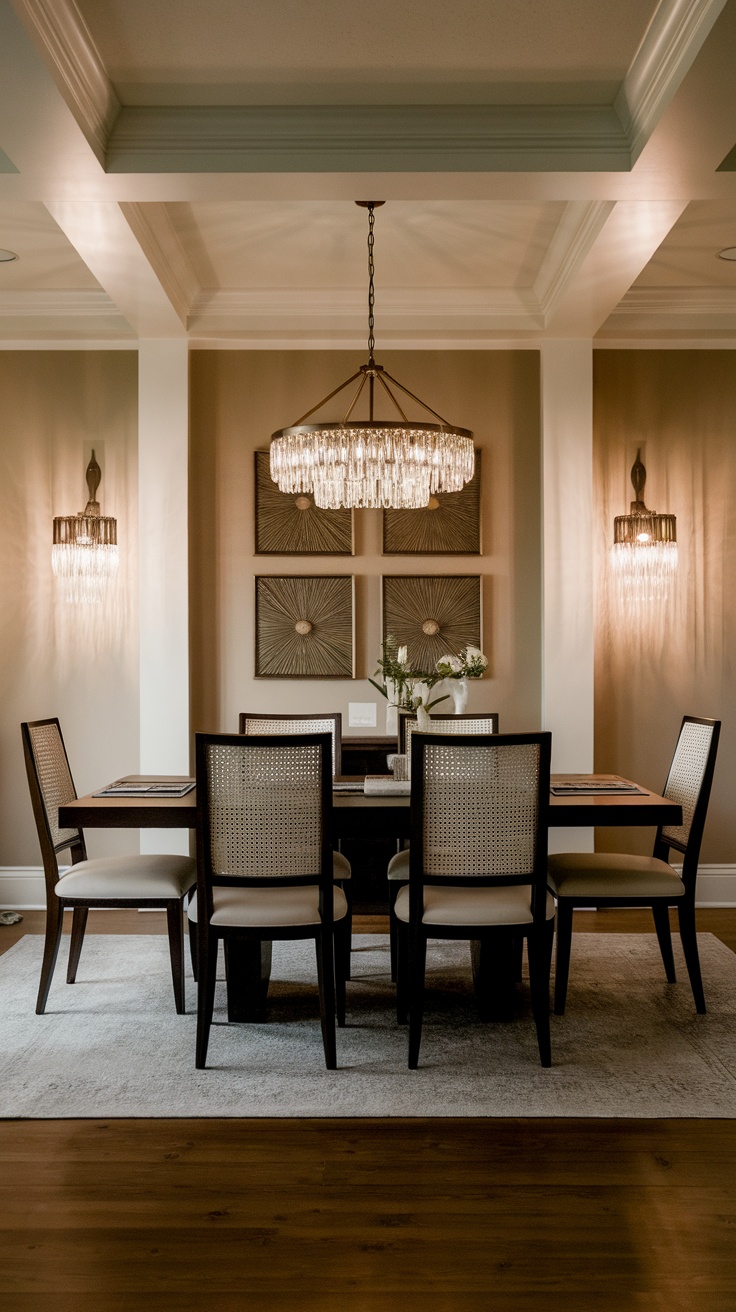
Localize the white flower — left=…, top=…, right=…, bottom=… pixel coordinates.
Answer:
left=396, top=645, right=408, bottom=667
left=436, top=653, right=462, bottom=674
left=464, top=645, right=488, bottom=672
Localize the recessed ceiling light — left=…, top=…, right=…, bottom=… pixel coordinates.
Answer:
left=0, top=249, right=18, bottom=262
left=717, top=247, right=736, bottom=261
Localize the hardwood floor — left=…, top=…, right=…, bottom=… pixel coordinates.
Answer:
left=1, top=908, right=735, bottom=1309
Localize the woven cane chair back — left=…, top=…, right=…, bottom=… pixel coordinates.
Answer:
left=401, top=712, right=499, bottom=773
left=660, top=717, right=720, bottom=853
left=417, top=735, right=546, bottom=883
left=201, top=735, right=328, bottom=881
left=23, top=719, right=81, bottom=854
left=239, top=712, right=342, bottom=776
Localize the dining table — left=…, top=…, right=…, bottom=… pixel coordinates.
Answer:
left=59, top=775, right=682, bottom=1023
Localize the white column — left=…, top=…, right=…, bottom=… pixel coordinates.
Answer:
left=138, top=341, right=190, bottom=855
left=540, top=340, right=594, bottom=854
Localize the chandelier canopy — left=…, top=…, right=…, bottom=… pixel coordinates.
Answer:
left=52, top=451, right=118, bottom=604
left=610, top=449, right=677, bottom=603
left=270, top=202, right=474, bottom=510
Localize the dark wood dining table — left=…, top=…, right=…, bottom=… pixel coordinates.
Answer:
left=59, top=777, right=682, bottom=1023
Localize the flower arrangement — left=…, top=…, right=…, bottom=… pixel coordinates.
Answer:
left=369, top=637, right=449, bottom=713
left=435, top=645, right=489, bottom=680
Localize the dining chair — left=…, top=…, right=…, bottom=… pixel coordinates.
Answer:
left=388, top=712, right=500, bottom=980
left=548, top=715, right=721, bottom=1016
left=21, top=718, right=196, bottom=1015
left=239, top=712, right=342, bottom=776
left=394, top=731, right=554, bottom=1068
left=238, top=710, right=351, bottom=978
left=190, top=731, right=349, bottom=1069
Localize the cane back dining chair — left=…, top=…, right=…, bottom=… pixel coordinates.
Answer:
left=388, top=712, right=500, bottom=979
left=21, top=718, right=196, bottom=1015
left=394, top=731, right=554, bottom=1068
left=548, top=715, right=721, bottom=1016
left=190, top=731, right=349, bottom=1070
left=239, top=712, right=342, bottom=776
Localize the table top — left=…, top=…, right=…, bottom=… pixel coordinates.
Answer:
left=59, top=775, right=682, bottom=830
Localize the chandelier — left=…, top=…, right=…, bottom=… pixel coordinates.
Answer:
left=52, top=451, right=118, bottom=604
left=610, top=449, right=677, bottom=602
left=270, top=202, right=474, bottom=510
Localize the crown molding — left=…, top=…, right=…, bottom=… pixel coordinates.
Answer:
left=9, top=0, right=119, bottom=163
left=534, top=201, right=616, bottom=324
left=120, top=202, right=200, bottom=326
left=610, top=286, right=736, bottom=316
left=615, top=0, right=729, bottom=161
left=106, top=103, right=631, bottom=174
left=0, top=288, right=122, bottom=315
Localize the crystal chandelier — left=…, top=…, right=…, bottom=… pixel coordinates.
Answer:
left=610, top=449, right=677, bottom=602
left=52, top=451, right=119, bottom=604
left=270, top=202, right=474, bottom=510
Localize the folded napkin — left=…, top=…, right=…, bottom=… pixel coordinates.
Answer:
left=363, top=776, right=411, bottom=796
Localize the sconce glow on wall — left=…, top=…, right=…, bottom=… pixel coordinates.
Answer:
left=611, top=449, right=677, bottom=603
left=52, top=451, right=118, bottom=604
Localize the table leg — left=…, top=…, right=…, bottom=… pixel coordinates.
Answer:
left=470, top=932, right=523, bottom=1021
left=224, top=936, right=273, bottom=1022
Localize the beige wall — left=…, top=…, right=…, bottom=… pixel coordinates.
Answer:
left=594, top=350, right=736, bottom=862
left=189, top=350, right=542, bottom=741
left=0, top=351, right=139, bottom=866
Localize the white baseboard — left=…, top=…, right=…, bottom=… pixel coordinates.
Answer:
left=2, top=864, right=736, bottom=912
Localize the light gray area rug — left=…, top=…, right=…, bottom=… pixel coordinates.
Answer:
left=1, top=932, right=735, bottom=1118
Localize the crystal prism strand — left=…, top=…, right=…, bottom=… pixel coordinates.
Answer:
left=610, top=542, right=678, bottom=604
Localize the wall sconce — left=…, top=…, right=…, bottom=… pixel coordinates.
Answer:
left=611, top=449, right=677, bottom=602
left=52, top=451, right=118, bottom=603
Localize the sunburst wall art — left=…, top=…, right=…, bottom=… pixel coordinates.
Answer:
left=255, top=575, right=355, bottom=678
left=382, top=575, right=482, bottom=669
left=383, top=451, right=481, bottom=555
left=255, top=451, right=353, bottom=555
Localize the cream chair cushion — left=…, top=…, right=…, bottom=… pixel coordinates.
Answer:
left=547, top=852, right=685, bottom=900
left=332, top=850, right=351, bottom=880
left=394, top=883, right=555, bottom=927
left=188, top=884, right=348, bottom=928
left=388, top=849, right=410, bottom=882
left=56, top=854, right=195, bottom=901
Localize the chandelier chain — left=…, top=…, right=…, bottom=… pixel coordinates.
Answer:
left=367, top=203, right=375, bottom=364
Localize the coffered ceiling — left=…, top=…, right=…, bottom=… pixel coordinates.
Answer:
left=0, top=0, right=735, bottom=346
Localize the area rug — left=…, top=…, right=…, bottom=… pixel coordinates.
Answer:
left=1, top=932, right=735, bottom=1118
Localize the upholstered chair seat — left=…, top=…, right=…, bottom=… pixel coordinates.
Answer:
left=188, top=884, right=348, bottom=928
left=394, top=882, right=555, bottom=927
left=547, top=853, right=685, bottom=901
left=57, top=853, right=195, bottom=902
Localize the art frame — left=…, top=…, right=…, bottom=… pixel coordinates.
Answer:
left=254, top=451, right=354, bottom=556
left=381, top=575, right=482, bottom=670
left=255, top=575, right=355, bottom=679
left=382, top=450, right=482, bottom=555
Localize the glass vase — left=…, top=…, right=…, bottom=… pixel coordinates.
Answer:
left=449, top=677, right=469, bottom=715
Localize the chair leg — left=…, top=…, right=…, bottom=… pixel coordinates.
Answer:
left=396, top=920, right=409, bottom=1024
left=677, top=901, right=706, bottom=1014
left=315, top=929, right=337, bottom=1070
left=335, top=918, right=348, bottom=1027
left=408, top=929, right=427, bottom=1069
left=36, top=896, right=65, bottom=1014
left=652, top=903, right=677, bottom=983
left=166, top=901, right=186, bottom=1014
left=196, top=928, right=218, bottom=1069
left=389, top=882, right=401, bottom=982
left=66, top=905, right=88, bottom=983
left=528, top=921, right=553, bottom=1068
left=188, top=917, right=198, bottom=982
left=553, top=900, right=574, bottom=1015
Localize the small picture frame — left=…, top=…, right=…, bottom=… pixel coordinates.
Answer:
left=255, top=575, right=355, bottom=678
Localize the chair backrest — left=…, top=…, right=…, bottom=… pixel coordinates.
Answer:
left=238, top=712, right=342, bottom=776
left=195, top=731, right=335, bottom=923
left=657, top=716, right=721, bottom=881
left=409, top=731, right=551, bottom=918
left=399, top=712, right=499, bottom=773
left=21, top=718, right=87, bottom=889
